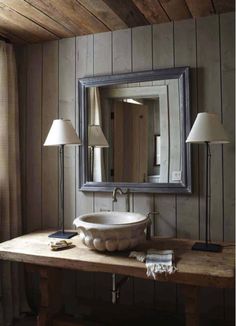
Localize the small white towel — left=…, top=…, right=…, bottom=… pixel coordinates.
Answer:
left=129, top=249, right=177, bottom=279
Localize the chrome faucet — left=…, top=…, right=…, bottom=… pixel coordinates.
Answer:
left=112, top=187, right=130, bottom=212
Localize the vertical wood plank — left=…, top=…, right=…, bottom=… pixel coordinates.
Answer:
left=220, top=12, right=235, bottom=324
left=26, top=44, right=42, bottom=232
left=59, top=37, right=76, bottom=229
left=174, top=18, right=198, bottom=316
left=113, top=29, right=132, bottom=74
left=132, top=24, right=155, bottom=308
left=76, top=34, right=95, bottom=300
left=153, top=22, right=177, bottom=313
left=174, top=19, right=199, bottom=240
left=196, top=15, right=224, bottom=322
left=76, top=35, right=94, bottom=216
left=93, top=31, right=113, bottom=302
left=15, top=45, right=27, bottom=233
left=42, top=40, right=59, bottom=228
left=220, top=12, right=235, bottom=242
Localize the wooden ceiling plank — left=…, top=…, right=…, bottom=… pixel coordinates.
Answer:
left=102, top=0, right=149, bottom=27
left=0, top=0, right=73, bottom=38
left=0, top=2, right=58, bottom=42
left=132, top=0, right=170, bottom=24
left=0, top=26, right=25, bottom=43
left=159, top=0, right=192, bottom=21
left=77, top=0, right=128, bottom=30
left=185, top=0, right=215, bottom=17
left=212, top=0, right=235, bottom=13
left=25, top=0, right=109, bottom=35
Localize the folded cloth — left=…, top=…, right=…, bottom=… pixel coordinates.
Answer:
left=129, top=249, right=177, bottom=279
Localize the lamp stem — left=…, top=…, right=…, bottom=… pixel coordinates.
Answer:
left=60, top=145, right=65, bottom=234
left=205, top=142, right=209, bottom=246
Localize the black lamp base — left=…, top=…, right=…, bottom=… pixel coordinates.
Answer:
left=48, top=231, right=78, bottom=239
left=192, top=242, right=222, bottom=252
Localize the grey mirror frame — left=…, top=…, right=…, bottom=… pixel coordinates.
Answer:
left=78, top=67, right=192, bottom=194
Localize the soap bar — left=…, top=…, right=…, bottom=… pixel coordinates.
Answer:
left=50, top=240, right=73, bottom=251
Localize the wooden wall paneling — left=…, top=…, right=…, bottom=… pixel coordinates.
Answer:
left=220, top=12, right=235, bottom=242
left=131, top=24, right=155, bottom=308
left=58, top=37, right=76, bottom=228
left=41, top=40, right=59, bottom=228
left=112, top=29, right=131, bottom=74
left=93, top=31, right=113, bottom=302
left=220, top=12, right=235, bottom=323
left=15, top=45, right=27, bottom=232
left=196, top=15, right=224, bottom=321
left=173, top=18, right=198, bottom=316
left=152, top=22, right=177, bottom=314
left=174, top=18, right=199, bottom=240
left=26, top=44, right=43, bottom=232
left=76, top=35, right=94, bottom=216
left=76, top=35, right=94, bottom=300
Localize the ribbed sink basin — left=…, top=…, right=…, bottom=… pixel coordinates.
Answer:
left=73, top=211, right=148, bottom=252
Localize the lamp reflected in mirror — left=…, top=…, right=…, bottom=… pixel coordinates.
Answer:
left=88, top=124, right=109, bottom=181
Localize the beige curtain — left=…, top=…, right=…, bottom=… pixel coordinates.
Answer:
left=88, top=87, right=106, bottom=182
left=0, top=42, right=29, bottom=325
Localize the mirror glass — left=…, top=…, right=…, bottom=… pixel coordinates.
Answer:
left=78, top=67, right=191, bottom=193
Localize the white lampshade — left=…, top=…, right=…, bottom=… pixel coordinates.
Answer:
left=88, top=125, right=109, bottom=148
left=44, top=119, right=81, bottom=146
left=186, top=112, right=229, bottom=144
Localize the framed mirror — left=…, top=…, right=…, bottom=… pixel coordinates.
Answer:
left=78, top=67, right=191, bottom=193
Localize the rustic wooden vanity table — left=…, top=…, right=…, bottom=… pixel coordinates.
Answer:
left=0, top=230, right=234, bottom=326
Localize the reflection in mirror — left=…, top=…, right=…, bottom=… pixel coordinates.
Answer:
left=87, top=80, right=181, bottom=184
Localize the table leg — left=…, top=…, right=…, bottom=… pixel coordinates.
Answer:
left=37, top=267, right=63, bottom=326
left=181, top=285, right=200, bottom=326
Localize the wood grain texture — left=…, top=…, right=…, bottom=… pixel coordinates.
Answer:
left=185, top=0, right=215, bottom=17
left=0, top=231, right=234, bottom=288
left=102, top=0, right=148, bottom=27
left=159, top=0, right=191, bottom=20
left=132, top=0, right=169, bottom=24
left=42, top=41, right=59, bottom=228
left=25, top=0, right=107, bottom=35
left=26, top=44, right=42, bottom=232
left=1, top=0, right=73, bottom=38
left=112, top=29, right=131, bottom=74
left=77, top=0, right=127, bottom=30
left=0, top=2, right=57, bottom=42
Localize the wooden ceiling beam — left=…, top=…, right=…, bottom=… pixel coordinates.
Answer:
left=132, top=0, right=170, bottom=24
left=102, top=0, right=149, bottom=28
left=159, top=0, right=191, bottom=21
left=25, top=0, right=109, bottom=35
left=212, top=0, right=235, bottom=14
left=0, top=0, right=73, bottom=38
left=0, top=2, right=57, bottom=43
left=0, top=25, right=25, bottom=43
left=77, top=0, right=128, bottom=30
left=185, top=0, right=215, bottom=17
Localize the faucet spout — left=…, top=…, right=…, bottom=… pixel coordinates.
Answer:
left=112, top=187, right=130, bottom=212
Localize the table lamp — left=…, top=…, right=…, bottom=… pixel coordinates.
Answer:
left=186, top=112, right=229, bottom=252
left=44, top=119, right=81, bottom=239
left=88, top=125, right=109, bottom=180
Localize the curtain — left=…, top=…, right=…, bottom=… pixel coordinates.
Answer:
left=88, top=87, right=106, bottom=182
left=0, top=41, right=29, bottom=325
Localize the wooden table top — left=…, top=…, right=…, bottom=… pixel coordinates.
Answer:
left=0, top=230, right=234, bottom=288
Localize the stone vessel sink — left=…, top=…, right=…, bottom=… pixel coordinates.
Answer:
left=73, top=211, right=149, bottom=252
